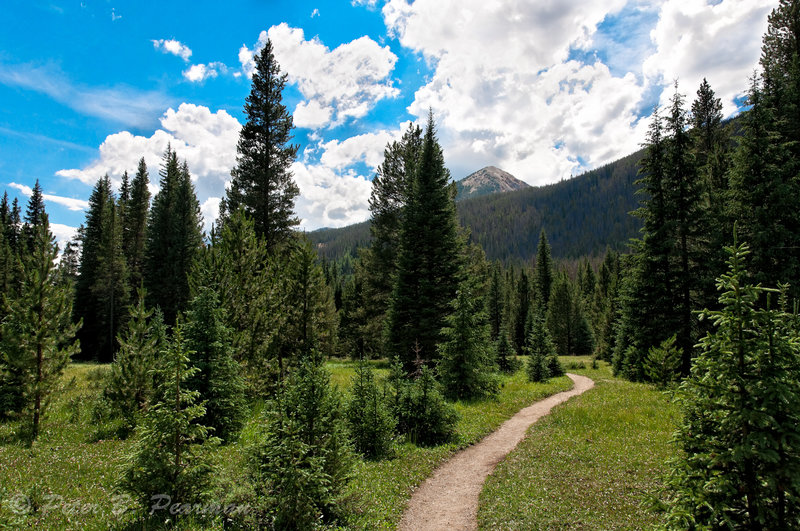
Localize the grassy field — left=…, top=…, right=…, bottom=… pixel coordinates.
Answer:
left=0, top=359, right=573, bottom=529
left=478, top=358, right=680, bottom=530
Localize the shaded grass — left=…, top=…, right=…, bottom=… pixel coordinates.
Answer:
left=478, top=363, right=679, bottom=530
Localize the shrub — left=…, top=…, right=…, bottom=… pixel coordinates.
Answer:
left=345, top=361, right=396, bottom=459
left=390, top=363, right=459, bottom=446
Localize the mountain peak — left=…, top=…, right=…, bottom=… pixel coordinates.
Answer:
left=455, top=166, right=530, bottom=201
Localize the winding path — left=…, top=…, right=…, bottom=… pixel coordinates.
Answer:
left=398, top=373, right=595, bottom=531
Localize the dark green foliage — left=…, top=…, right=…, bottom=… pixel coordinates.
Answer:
left=276, top=238, right=338, bottom=363
left=104, top=289, right=163, bottom=430
left=119, top=327, right=219, bottom=511
left=547, top=351, right=564, bottom=378
left=437, top=284, right=499, bottom=400
left=22, top=179, right=45, bottom=253
left=525, top=313, right=555, bottom=383
left=387, top=112, right=462, bottom=370
left=643, top=335, right=681, bottom=389
left=664, top=239, right=800, bottom=530
left=512, top=269, right=530, bottom=355
left=546, top=273, right=594, bottom=356
left=1, top=219, right=79, bottom=440
left=495, top=331, right=520, bottom=374
left=190, top=209, right=285, bottom=395
left=389, top=363, right=459, bottom=446
left=182, top=287, right=247, bottom=443
left=248, top=357, right=352, bottom=529
left=345, top=361, right=396, bottom=459
left=221, top=39, right=299, bottom=250
left=123, top=157, right=150, bottom=289
left=144, top=149, right=203, bottom=325
left=534, top=229, right=554, bottom=310
left=362, top=125, right=423, bottom=354
left=487, top=262, right=505, bottom=342
left=74, top=175, right=129, bottom=361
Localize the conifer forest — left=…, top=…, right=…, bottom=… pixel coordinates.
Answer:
left=1, top=1, right=800, bottom=529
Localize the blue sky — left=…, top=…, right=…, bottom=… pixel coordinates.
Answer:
left=0, top=0, right=776, bottom=244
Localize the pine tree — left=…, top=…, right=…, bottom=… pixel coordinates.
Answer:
left=182, top=286, right=247, bottom=443
left=437, top=283, right=499, bottom=400
left=144, top=147, right=203, bottom=325
left=525, top=313, right=554, bottom=383
left=190, top=209, right=285, bottom=395
left=120, top=327, right=219, bottom=510
left=104, top=288, right=163, bottom=430
left=276, top=238, right=338, bottom=367
left=1, top=218, right=80, bottom=440
left=221, top=39, right=299, bottom=250
left=22, top=179, right=45, bottom=253
left=248, top=356, right=352, bottom=528
left=664, top=237, right=800, bottom=529
left=386, top=112, right=462, bottom=370
left=123, top=158, right=150, bottom=289
left=74, top=175, right=129, bottom=361
left=345, top=361, right=396, bottom=458
left=487, top=262, right=505, bottom=342
left=534, top=229, right=554, bottom=311
left=512, top=269, right=531, bottom=356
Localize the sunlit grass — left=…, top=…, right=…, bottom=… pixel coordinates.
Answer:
left=478, top=363, right=679, bottom=530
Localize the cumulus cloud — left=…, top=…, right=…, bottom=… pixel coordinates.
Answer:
left=57, top=103, right=241, bottom=232
left=153, top=38, right=192, bottom=61
left=239, top=24, right=399, bottom=128
left=382, top=0, right=645, bottom=182
left=9, top=182, right=89, bottom=211
left=642, top=0, right=774, bottom=114
left=55, top=103, right=400, bottom=230
left=51, top=223, right=79, bottom=251
left=380, top=0, right=772, bottom=184
left=183, top=62, right=227, bottom=83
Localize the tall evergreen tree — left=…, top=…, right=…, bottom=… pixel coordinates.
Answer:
left=664, top=238, right=800, bottom=530
left=534, top=229, right=554, bottom=311
left=123, top=158, right=150, bottom=289
left=183, top=287, right=247, bottom=443
left=352, top=124, right=424, bottom=358
left=221, top=39, right=299, bottom=250
left=22, top=180, right=46, bottom=253
left=386, top=112, right=462, bottom=370
left=487, top=262, right=505, bottom=342
left=512, top=269, right=530, bottom=356
left=437, top=283, right=499, bottom=400
left=144, top=147, right=203, bottom=325
left=74, top=176, right=128, bottom=361
left=1, top=218, right=80, bottom=440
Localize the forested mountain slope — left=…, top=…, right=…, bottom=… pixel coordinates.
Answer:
left=309, top=149, right=644, bottom=263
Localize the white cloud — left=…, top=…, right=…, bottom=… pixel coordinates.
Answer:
left=153, top=39, right=192, bottom=61
left=311, top=8, right=320, bottom=18
left=55, top=102, right=393, bottom=231
left=0, top=62, right=171, bottom=128
left=381, top=0, right=771, bottom=184
left=239, top=24, right=399, bottom=128
left=352, top=0, right=378, bottom=7
left=9, top=182, right=89, bottom=211
left=183, top=62, right=226, bottom=83
left=50, top=223, right=79, bottom=251
left=57, top=103, right=241, bottom=232
left=382, top=0, right=645, bottom=183
left=642, top=0, right=774, bottom=114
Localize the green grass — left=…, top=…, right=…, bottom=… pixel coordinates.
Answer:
left=343, top=371, right=573, bottom=529
left=478, top=360, right=679, bottom=530
left=0, top=359, right=573, bottom=530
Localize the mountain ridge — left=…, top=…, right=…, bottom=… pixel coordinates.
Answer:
left=455, top=166, right=530, bottom=200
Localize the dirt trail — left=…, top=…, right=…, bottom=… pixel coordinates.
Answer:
left=398, top=373, right=594, bottom=531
